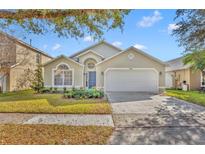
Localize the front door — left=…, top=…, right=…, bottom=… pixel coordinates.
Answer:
left=88, top=71, right=96, bottom=88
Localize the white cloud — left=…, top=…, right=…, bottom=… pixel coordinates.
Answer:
left=83, top=36, right=94, bottom=42
left=43, top=44, right=48, bottom=49
left=137, top=10, right=163, bottom=28
left=134, top=43, right=147, bottom=50
left=168, top=23, right=179, bottom=34
left=112, top=41, right=122, bottom=47
left=52, top=43, right=61, bottom=51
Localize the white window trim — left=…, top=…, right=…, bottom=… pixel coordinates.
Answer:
left=52, top=63, right=74, bottom=88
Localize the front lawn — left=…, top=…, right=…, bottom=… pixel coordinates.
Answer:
left=165, top=89, right=205, bottom=107
left=0, top=124, right=113, bottom=144
left=0, top=90, right=111, bottom=114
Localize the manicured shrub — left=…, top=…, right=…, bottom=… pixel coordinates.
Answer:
left=63, top=87, right=67, bottom=93
left=52, top=87, right=58, bottom=93
left=73, top=88, right=86, bottom=99
left=39, top=87, right=50, bottom=93
left=63, top=88, right=104, bottom=99
left=64, top=90, right=74, bottom=98
left=49, top=87, right=53, bottom=93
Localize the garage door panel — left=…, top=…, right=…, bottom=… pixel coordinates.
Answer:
left=105, top=69, right=158, bottom=92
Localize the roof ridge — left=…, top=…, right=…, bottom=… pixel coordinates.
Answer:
left=166, top=56, right=184, bottom=62
left=128, top=46, right=166, bottom=65
left=96, top=46, right=166, bottom=66
left=43, top=54, right=83, bottom=67
left=69, top=40, right=122, bottom=58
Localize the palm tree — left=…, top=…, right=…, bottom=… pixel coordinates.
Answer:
left=183, top=50, right=205, bottom=87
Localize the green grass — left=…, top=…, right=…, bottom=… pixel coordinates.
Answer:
left=0, top=124, right=113, bottom=145
left=0, top=90, right=111, bottom=114
left=165, top=89, right=205, bottom=107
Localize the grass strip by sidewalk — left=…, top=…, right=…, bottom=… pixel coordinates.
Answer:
left=0, top=90, right=111, bottom=114
left=166, top=89, right=205, bottom=107
left=0, top=124, right=113, bottom=145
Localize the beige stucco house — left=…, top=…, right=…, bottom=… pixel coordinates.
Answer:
left=43, top=41, right=166, bottom=93
left=0, top=32, right=53, bottom=92
left=165, top=57, right=202, bottom=90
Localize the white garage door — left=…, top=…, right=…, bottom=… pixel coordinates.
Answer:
left=105, top=69, right=158, bottom=92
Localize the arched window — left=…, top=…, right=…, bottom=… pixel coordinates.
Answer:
left=57, top=64, right=69, bottom=70
left=84, top=58, right=97, bottom=70
left=53, top=63, right=73, bottom=87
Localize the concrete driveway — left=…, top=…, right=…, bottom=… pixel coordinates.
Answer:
left=107, top=92, right=205, bottom=144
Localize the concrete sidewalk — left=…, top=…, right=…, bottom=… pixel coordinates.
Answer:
left=0, top=113, right=114, bottom=127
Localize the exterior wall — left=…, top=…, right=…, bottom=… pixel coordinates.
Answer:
left=16, top=43, right=39, bottom=67
left=9, top=65, right=28, bottom=91
left=43, top=57, right=83, bottom=88
left=190, top=70, right=201, bottom=90
left=78, top=52, right=103, bottom=64
left=165, top=72, right=174, bottom=88
left=90, top=43, right=121, bottom=58
left=174, top=69, right=190, bottom=88
left=96, top=48, right=165, bottom=90
left=8, top=43, right=52, bottom=91
left=166, top=68, right=201, bottom=90
left=41, top=54, right=52, bottom=64
left=0, top=33, right=16, bottom=67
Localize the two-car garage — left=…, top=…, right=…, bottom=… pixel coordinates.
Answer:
left=105, top=68, right=158, bottom=93
left=96, top=47, right=165, bottom=94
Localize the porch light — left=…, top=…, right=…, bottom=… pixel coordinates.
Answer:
left=101, top=72, right=104, bottom=76
left=159, top=72, right=162, bottom=75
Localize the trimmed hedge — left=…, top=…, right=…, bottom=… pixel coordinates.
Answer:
left=40, top=87, right=104, bottom=99
left=64, top=88, right=104, bottom=99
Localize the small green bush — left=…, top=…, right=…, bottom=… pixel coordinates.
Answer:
left=63, top=87, right=67, bottom=93
left=63, top=88, right=104, bottom=99
left=64, top=90, right=74, bottom=98
left=52, top=87, right=58, bottom=93
left=49, top=87, right=53, bottom=92
left=40, top=87, right=50, bottom=93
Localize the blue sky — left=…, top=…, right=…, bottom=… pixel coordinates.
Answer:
left=10, top=9, right=184, bottom=61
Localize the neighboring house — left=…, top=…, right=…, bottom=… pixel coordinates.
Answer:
left=0, top=32, right=53, bottom=92
left=165, top=56, right=202, bottom=90
left=43, top=41, right=166, bottom=93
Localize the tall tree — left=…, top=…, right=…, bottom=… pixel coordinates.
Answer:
left=0, top=9, right=130, bottom=39
left=173, top=9, right=205, bottom=51
left=183, top=50, right=205, bottom=86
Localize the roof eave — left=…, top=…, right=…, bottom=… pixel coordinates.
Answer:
left=69, top=40, right=122, bottom=58
left=127, top=46, right=166, bottom=66
left=0, top=31, right=53, bottom=59
left=43, top=55, right=84, bottom=67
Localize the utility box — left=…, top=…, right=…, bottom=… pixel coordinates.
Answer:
left=182, top=84, right=188, bottom=91
left=182, top=80, right=188, bottom=91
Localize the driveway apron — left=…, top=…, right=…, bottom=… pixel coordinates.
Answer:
left=107, top=92, right=205, bottom=144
